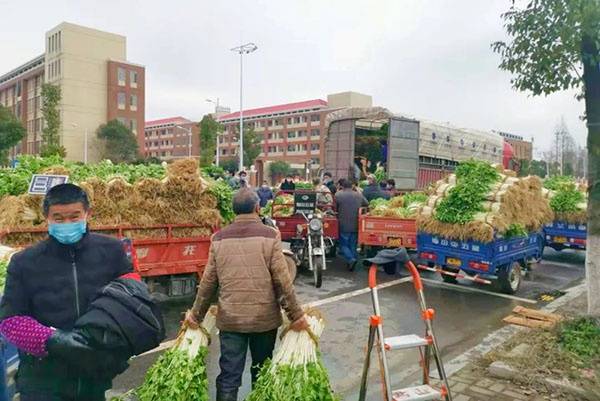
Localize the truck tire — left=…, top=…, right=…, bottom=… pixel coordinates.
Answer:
left=441, top=266, right=459, bottom=284
left=496, top=262, right=522, bottom=294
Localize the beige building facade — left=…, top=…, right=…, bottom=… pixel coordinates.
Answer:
left=0, top=22, right=144, bottom=162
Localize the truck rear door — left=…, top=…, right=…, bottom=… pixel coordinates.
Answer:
left=387, top=117, right=420, bottom=190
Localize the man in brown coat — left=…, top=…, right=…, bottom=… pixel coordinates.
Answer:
left=185, top=189, right=308, bottom=401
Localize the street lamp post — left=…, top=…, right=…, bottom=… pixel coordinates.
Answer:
left=176, top=125, right=193, bottom=158
left=230, top=43, right=258, bottom=173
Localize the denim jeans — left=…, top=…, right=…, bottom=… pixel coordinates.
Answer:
left=339, top=232, right=358, bottom=264
left=216, top=329, right=278, bottom=393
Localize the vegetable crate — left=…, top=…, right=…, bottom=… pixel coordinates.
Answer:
left=0, top=224, right=214, bottom=298
left=416, top=232, right=544, bottom=294
left=275, top=216, right=339, bottom=242
left=543, top=221, right=587, bottom=251
left=358, top=208, right=417, bottom=249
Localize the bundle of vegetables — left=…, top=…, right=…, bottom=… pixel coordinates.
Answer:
left=294, top=181, right=314, bottom=190
left=272, top=194, right=295, bottom=218
left=0, top=157, right=234, bottom=246
left=130, top=307, right=217, bottom=401
left=417, top=160, right=553, bottom=243
left=367, top=193, right=428, bottom=219
left=247, top=309, right=338, bottom=401
left=543, top=176, right=587, bottom=224
left=261, top=200, right=274, bottom=217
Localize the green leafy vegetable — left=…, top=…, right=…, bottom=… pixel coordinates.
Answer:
left=0, top=260, right=8, bottom=293
left=247, top=313, right=338, bottom=401
left=504, top=223, right=528, bottom=238
left=435, top=160, right=500, bottom=224
left=206, top=179, right=235, bottom=224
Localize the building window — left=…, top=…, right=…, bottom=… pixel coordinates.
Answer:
left=118, top=67, right=126, bottom=86
left=432, top=132, right=437, bottom=141
left=130, top=119, right=137, bottom=133
left=311, top=114, right=320, bottom=122
left=130, top=94, right=138, bottom=111
left=117, top=117, right=127, bottom=126
left=130, top=71, right=138, bottom=88
left=287, top=131, right=297, bottom=139
left=446, top=135, right=451, bottom=143
left=118, top=92, right=126, bottom=110
left=287, top=118, right=293, bottom=125
left=298, top=130, right=307, bottom=138
left=311, top=143, right=320, bottom=151
left=310, top=129, right=320, bottom=137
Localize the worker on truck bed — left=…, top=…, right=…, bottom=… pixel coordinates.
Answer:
left=335, top=178, right=369, bottom=271
left=280, top=174, right=296, bottom=191
left=363, top=174, right=391, bottom=202
left=185, top=188, right=308, bottom=401
left=0, top=184, right=135, bottom=401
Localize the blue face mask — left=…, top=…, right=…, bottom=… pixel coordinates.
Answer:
left=48, top=220, right=87, bottom=245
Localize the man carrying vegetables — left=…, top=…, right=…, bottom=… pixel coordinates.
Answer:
left=185, top=188, right=308, bottom=401
left=0, top=184, right=134, bottom=401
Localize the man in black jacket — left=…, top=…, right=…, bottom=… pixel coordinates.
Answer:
left=0, top=184, right=133, bottom=401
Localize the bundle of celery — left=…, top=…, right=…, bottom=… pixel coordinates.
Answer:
left=134, top=308, right=217, bottom=401
left=247, top=310, right=338, bottom=401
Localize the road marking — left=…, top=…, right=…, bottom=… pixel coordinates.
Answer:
left=420, top=278, right=538, bottom=304
left=304, top=276, right=413, bottom=308
left=139, top=277, right=413, bottom=358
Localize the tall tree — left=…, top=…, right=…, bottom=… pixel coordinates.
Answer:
left=96, top=119, right=139, bottom=163
left=493, top=0, right=600, bottom=315
left=242, top=127, right=262, bottom=169
left=268, top=160, right=291, bottom=183
left=0, top=105, right=26, bottom=165
left=40, top=83, right=65, bottom=157
left=198, top=114, right=223, bottom=167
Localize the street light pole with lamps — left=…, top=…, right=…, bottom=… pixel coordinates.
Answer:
left=175, top=125, right=193, bottom=158
left=230, top=42, right=258, bottom=173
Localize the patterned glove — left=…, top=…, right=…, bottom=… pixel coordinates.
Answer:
left=0, top=316, right=55, bottom=357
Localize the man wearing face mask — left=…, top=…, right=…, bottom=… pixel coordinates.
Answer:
left=0, top=183, right=133, bottom=401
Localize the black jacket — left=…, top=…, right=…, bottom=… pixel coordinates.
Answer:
left=280, top=180, right=295, bottom=191
left=0, top=232, right=132, bottom=390
left=362, top=183, right=391, bottom=202
left=325, top=180, right=337, bottom=195
left=75, top=277, right=165, bottom=357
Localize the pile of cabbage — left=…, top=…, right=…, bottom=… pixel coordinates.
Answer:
left=368, top=193, right=428, bottom=219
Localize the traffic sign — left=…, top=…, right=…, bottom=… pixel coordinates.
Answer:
left=28, top=175, right=69, bottom=195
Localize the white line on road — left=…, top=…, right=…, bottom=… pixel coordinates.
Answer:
left=304, top=276, right=414, bottom=308
left=420, top=278, right=538, bottom=304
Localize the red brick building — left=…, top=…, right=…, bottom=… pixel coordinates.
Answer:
left=143, top=117, right=199, bottom=160
left=217, top=99, right=332, bottom=169
left=107, top=61, right=146, bottom=151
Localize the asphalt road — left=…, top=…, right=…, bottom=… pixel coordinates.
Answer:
left=111, top=247, right=585, bottom=400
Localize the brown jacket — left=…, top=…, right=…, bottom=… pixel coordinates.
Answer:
left=191, top=214, right=303, bottom=333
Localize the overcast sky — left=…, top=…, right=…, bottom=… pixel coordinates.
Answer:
left=1, top=0, right=588, bottom=154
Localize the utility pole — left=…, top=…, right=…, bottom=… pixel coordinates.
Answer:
left=230, top=43, right=258, bottom=173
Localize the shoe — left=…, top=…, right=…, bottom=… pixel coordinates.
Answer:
left=348, top=260, right=357, bottom=272
left=216, top=389, right=238, bottom=401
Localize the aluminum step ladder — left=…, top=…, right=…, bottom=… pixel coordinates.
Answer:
left=358, top=260, right=452, bottom=401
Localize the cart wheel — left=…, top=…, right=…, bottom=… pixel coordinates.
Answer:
left=441, top=266, right=459, bottom=284
left=313, top=257, right=323, bottom=288
left=497, top=262, right=522, bottom=294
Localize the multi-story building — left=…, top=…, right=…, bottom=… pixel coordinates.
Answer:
left=0, top=22, right=145, bottom=162
left=217, top=92, right=372, bottom=171
left=497, top=131, right=533, bottom=161
left=143, top=117, right=199, bottom=160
